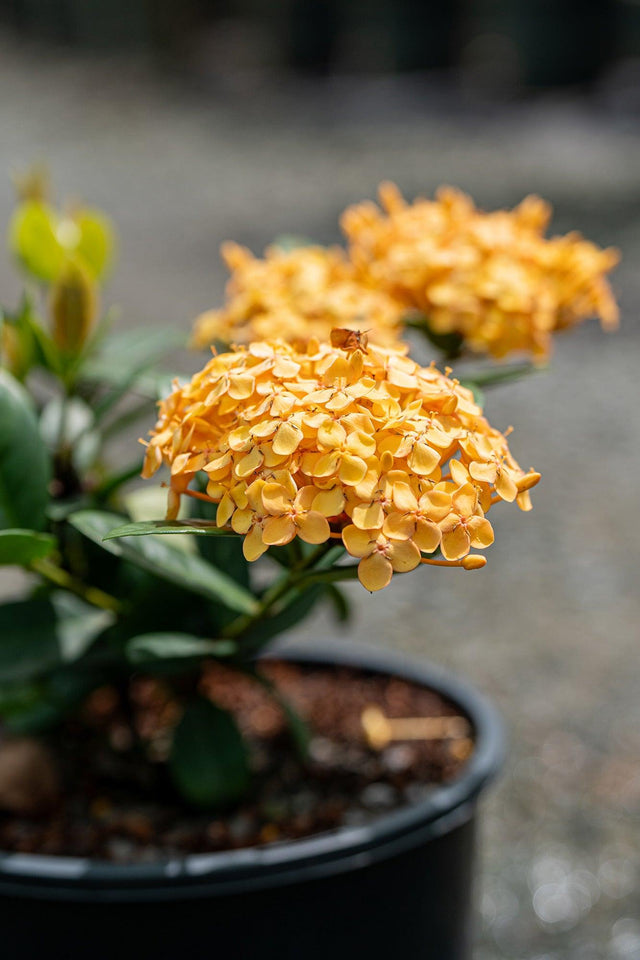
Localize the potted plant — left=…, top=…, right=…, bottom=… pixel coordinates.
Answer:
left=0, top=174, right=618, bottom=959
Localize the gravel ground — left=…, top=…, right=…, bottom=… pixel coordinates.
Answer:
left=0, top=36, right=639, bottom=959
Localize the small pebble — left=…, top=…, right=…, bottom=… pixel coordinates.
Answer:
left=360, top=782, right=398, bottom=810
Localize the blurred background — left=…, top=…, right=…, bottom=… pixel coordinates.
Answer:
left=0, top=2, right=639, bottom=957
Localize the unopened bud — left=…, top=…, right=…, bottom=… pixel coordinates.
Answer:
left=50, top=260, right=97, bottom=353
left=517, top=470, right=541, bottom=492
left=462, top=555, right=487, bottom=570
left=1, top=321, right=29, bottom=380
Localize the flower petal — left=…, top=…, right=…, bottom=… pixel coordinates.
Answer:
left=358, top=553, right=393, bottom=592
left=467, top=516, right=495, bottom=548
left=339, top=454, right=368, bottom=486
left=440, top=523, right=470, bottom=561
left=262, top=482, right=290, bottom=515
left=351, top=501, right=384, bottom=531
left=262, top=515, right=296, bottom=546
left=383, top=512, right=415, bottom=540
left=272, top=421, right=303, bottom=456
left=243, top=525, right=270, bottom=561
left=342, top=524, right=375, bottom=558
left=312, top=486, right=345, bottom=517
left=234, top=446, right=264, bottom=479
left=408, top=441, right=440, bottom=476
left=296, top=511, right=330, bottom=544
left=216, top=493, right=235, bottom=528
left=413, top=518, right=442, bottom=553
left=387, top=538, right=421, bottom=573
left=392, top=482, right=418, bottom=512
left=452, top=483, right=478, bottom=517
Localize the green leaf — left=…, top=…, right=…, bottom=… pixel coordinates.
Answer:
left=39, top=395, right=100, bottom=472
left=252, top=669, right=311, bottom=761
left=127, top=632, right=237, bottom=665
left=9, top=200, right=65, bottom=282
left=170, top=697, right=251, bottom=809
left=189, top=488, right=251, bottom=589
left=82, top=327, right=186, bottom=390
left=50, top=592, right=115, bottom=662
left=69, top=510, right=259, bottom=616
left=0, top=369, right=52, bottom=530
left=0, top=594, right=114, bottom=684
left=243, top=582, right=326, bottom=651
left=326, top=583, right=352, bottom=624
left=0, top=667, right=101, bottom=734
left=104, top=518, right=237, bottom=540
left=0, top=529, right=56, bottom=566
left=404, top=313, right=464, bottom=360
left=0, top=599, right=60, bottom=682
left=459, top=361, right=539, bottom=389
left=272, top=234, right=315, bottom=252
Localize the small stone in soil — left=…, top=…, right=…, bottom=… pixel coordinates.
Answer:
left=360, top=782, right=399, bottom=810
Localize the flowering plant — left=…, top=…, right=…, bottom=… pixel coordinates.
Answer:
left=0, top=175, right=614, bottom=811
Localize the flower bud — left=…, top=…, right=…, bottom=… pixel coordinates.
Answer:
left=50, top=260, right=97, bottom=353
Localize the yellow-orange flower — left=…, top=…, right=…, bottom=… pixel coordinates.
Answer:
left=190, top=242, right=403, bottom=350
left=341, top=183, right=619, bottom=361
left=142, top=336, right=540, bottom=591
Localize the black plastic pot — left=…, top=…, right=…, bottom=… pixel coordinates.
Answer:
left=0, top=641, right=504, bottom=960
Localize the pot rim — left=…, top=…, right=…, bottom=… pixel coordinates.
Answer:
left=0, top=639, right=505, bottom=901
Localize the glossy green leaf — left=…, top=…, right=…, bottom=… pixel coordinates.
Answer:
left=0, top=369, right=52, bottom=530
left=0, top=529, right=56, bottom=566
left=69, top=510, right=258, bottom=615
left=50, top=592, right=115, bottom=662
left=170, top=697, right=251, bottom=809
left=104, top=519, right=237, bottom=540
left=127, top=632, right=237, bottom=664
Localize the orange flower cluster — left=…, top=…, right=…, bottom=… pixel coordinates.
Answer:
left=341, top=183, right=619, bottom=360
left=143, top=337, right=540, bottom=592
left=191, top=242, right=403, bottom=351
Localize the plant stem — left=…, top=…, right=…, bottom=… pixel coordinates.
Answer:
left=31, top=557, right=124, bottom=614
left=222, top=542, right=344, bottom=641
left=94, top=459, right=144, bottom=501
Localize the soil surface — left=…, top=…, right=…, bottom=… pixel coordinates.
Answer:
left=0, top=662, right=473, bottom=862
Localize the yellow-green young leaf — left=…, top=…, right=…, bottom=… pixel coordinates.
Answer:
left=0, top=529, right=56, bottom=566
left=73, top=208, right=115, bottom=279
left=9, top=201, right=66, bottom=283
left=50, top=260, right=98, bottom=353
left=170, top=697, right=251, bottom=809
left=0, top=370, right=52, bottom=530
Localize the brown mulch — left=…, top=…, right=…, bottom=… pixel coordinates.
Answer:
left=0, top=662, right=473, bottom=862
